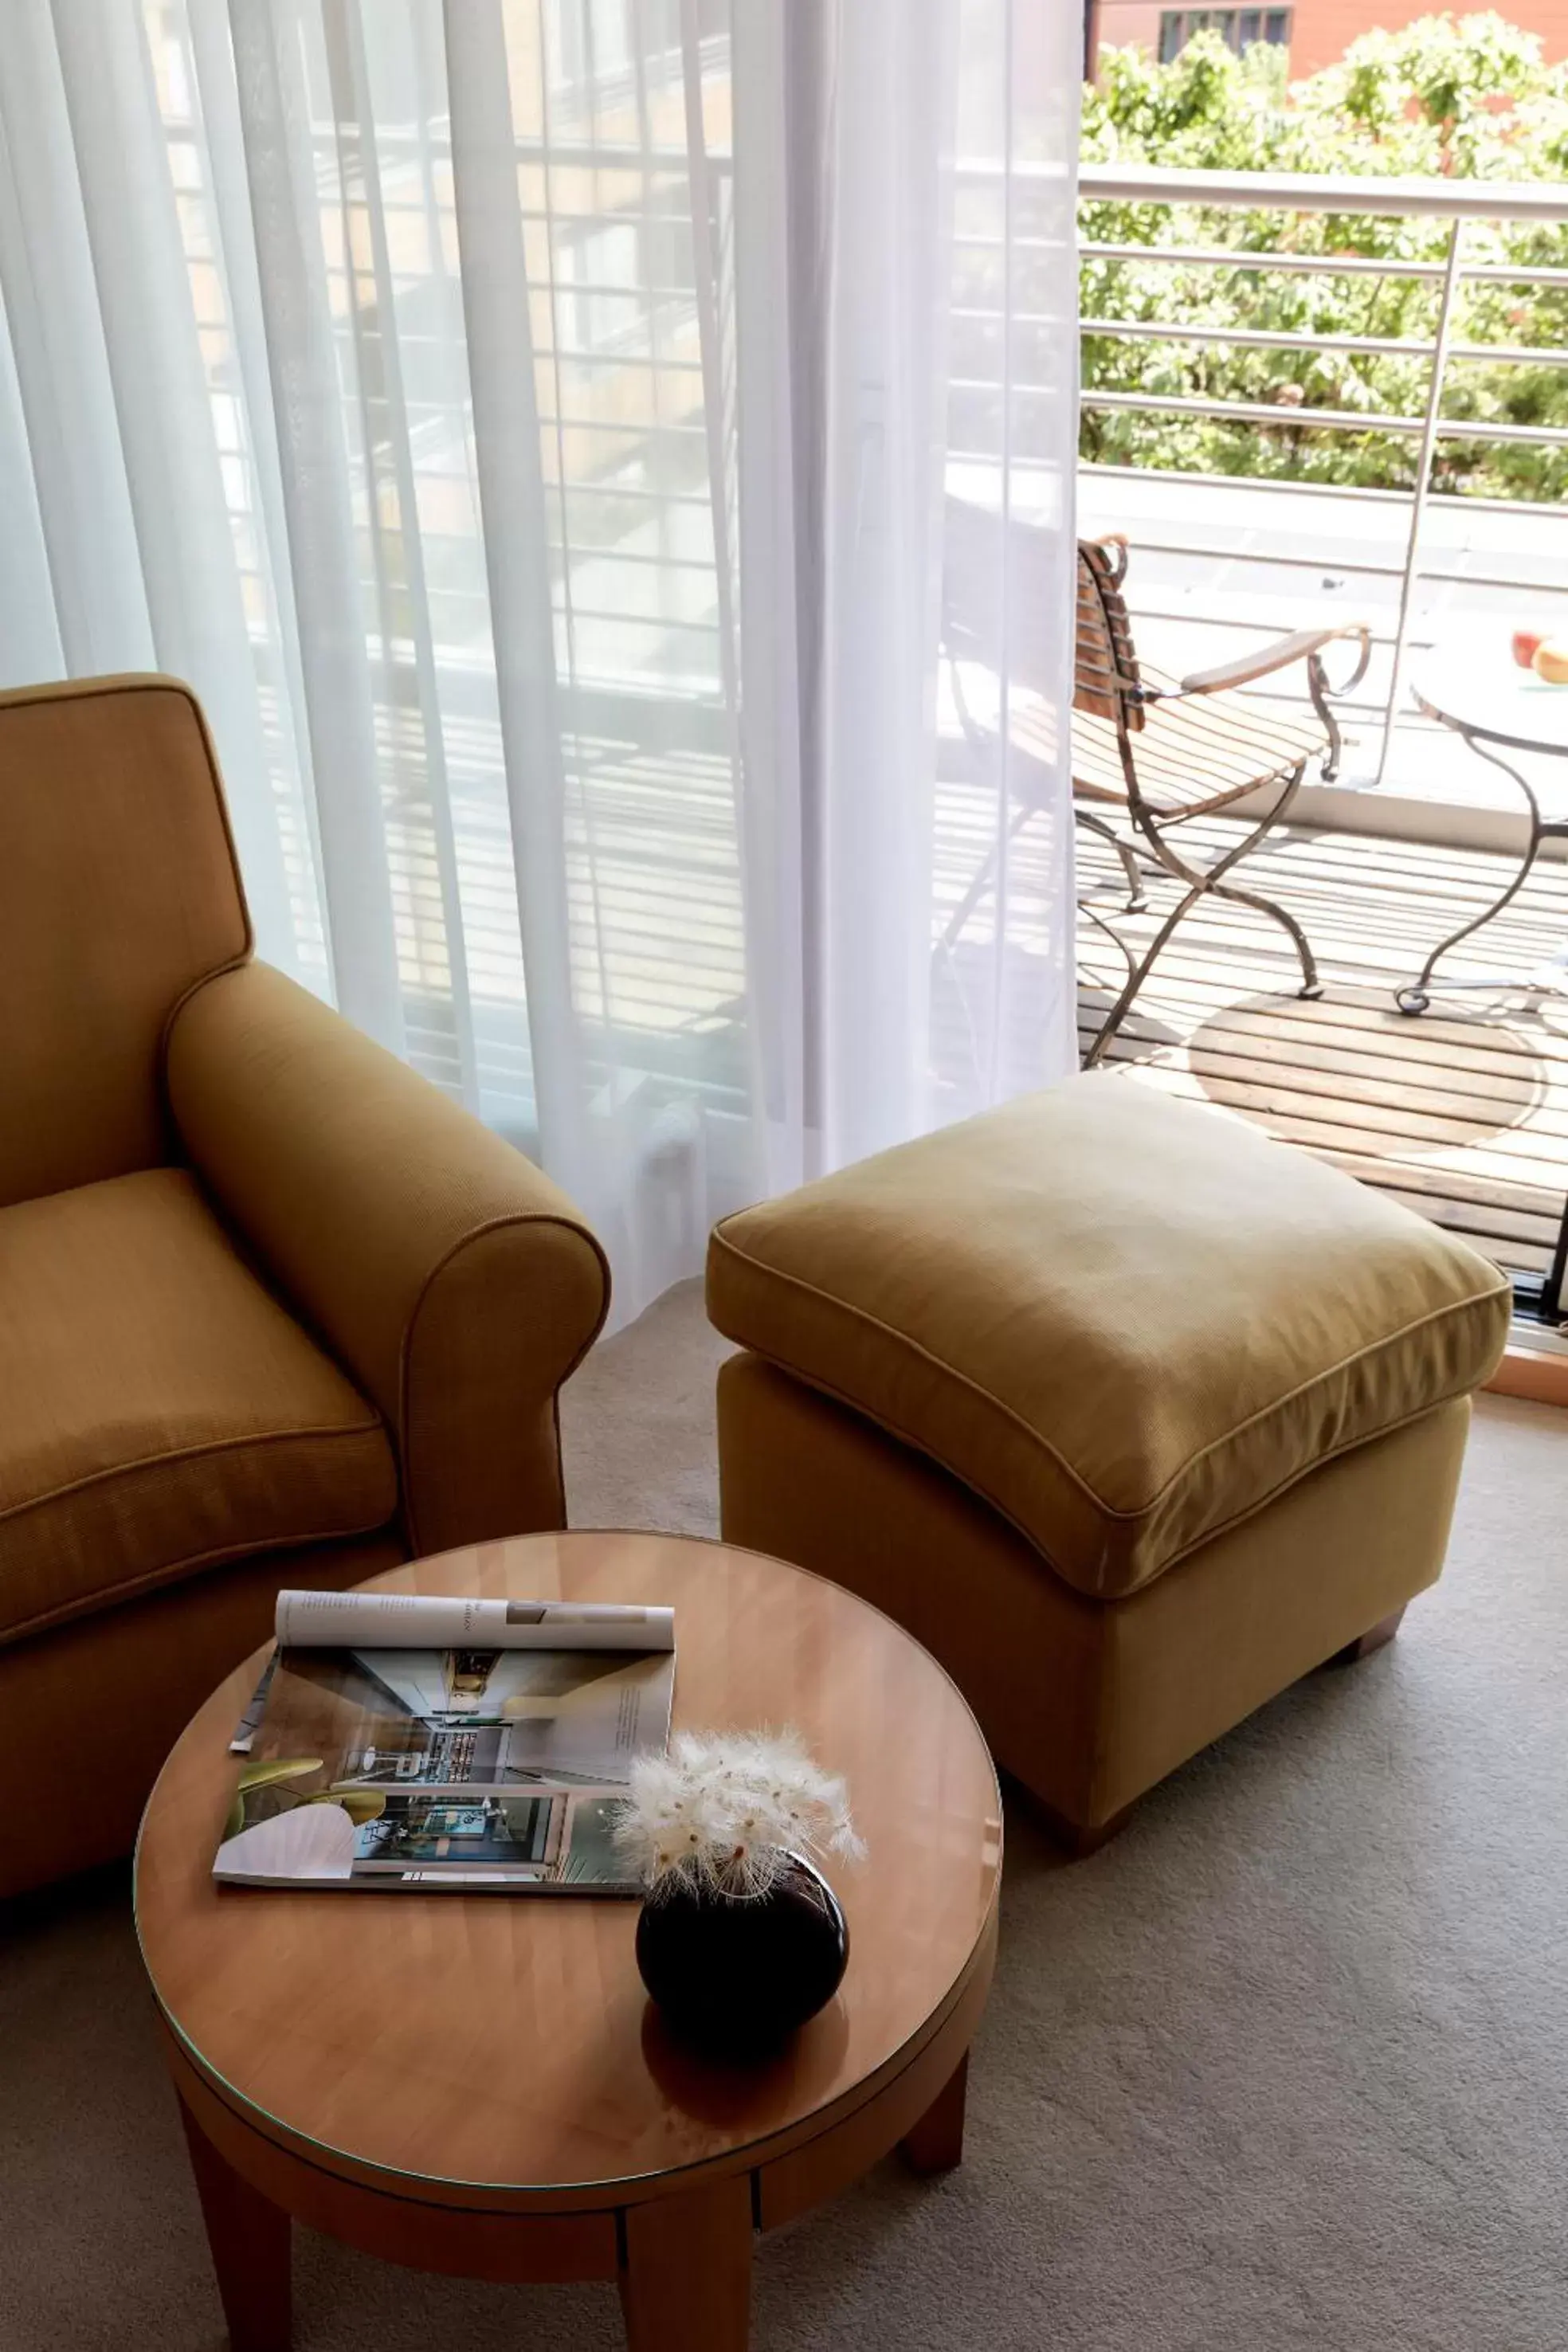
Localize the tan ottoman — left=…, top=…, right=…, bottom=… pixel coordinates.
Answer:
left=707, top=1077, right=1511, bottom=1854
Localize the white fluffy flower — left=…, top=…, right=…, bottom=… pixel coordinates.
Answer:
left=614, top=1729, right=866, bottom=1900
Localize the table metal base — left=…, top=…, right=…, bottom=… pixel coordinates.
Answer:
left=1395, top=736, right=1568, bottom=1016
left=1397, top=724, right=1568, bottom=1323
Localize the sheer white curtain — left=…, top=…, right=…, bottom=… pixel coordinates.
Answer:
left=0, top=0, right=1079, bottom=1320
left=733, top=0, right=1080, bottom=1187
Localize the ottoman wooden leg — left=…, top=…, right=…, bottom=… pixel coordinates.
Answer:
left=1017, top=1786, right=1135, bottom=1860
left=1050, top=1803, right=1135, bottom=1860
left=1330, top=1605, right=1406, bottom=1666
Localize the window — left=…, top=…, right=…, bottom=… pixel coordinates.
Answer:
left=544, top=0, right=728, bottom=112
left=556, top=221, right=644, bottom=358
left=1158, top=8, right=1291, bottom=62
left=544, top=0, right=633, bottom=107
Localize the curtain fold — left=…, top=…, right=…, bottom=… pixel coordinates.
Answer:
left=444, top=0, right=584, bottom=1173
left=0, top=2, right=152, bottom=678
left=808, top=0, right=957, bottom=1168
left=0, top=0, right=1080, bottom=1324
left=733, top=0, right=1080, bottom=1186
left=51, top=0, right=299, bottom=959
left=229, top=0, right=408, bottom=1045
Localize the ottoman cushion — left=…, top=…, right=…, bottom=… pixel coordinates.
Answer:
left=706, top=1077, right=1511, bottom=1600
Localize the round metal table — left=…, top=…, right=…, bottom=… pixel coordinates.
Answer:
left=1399, top=641, right=1568, bottom=1016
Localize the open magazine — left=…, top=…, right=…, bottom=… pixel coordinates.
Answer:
left=214, top=1589, right=675, bottom=1895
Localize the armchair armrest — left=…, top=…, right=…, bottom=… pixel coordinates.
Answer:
left=1178, top=622, right=1371, bottom=698
left=164, top=962, right=610, bottom=1554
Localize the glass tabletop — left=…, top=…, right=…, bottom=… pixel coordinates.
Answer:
left=1411, top=637, right=1568, bottom=759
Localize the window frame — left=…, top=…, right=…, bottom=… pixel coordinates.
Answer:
left=1157, top=6, right=1293, bottom=61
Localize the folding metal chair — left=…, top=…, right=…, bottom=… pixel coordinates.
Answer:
left=940, top=496, right=1370, bottom=1068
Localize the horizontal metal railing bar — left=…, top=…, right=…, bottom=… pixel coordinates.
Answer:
left=1076, top=161, right=1568, bottom=221
left=1081, top=239, right=1450, bottom=278
left=1080, top=316, right=1437, bottom=358
left=328, top=233, right=705, bottom=293
left=1372, top=563, right=1562, bottom=593
left=542, top=347, right=704, bottom=373
left=1131, top=602, right=1400, bottom=644
left=534, top=280, right=702, bottom=301
left=1080, top=318, right=1568, bottom=370
left=1111, top=537, right=1407, bottom=577
left=1082, top=245, right=1568, bottom=290
left=309, top=128, right=1568, bottom=230
left=1083, top=387, right=1568, bottom=446
left=1438, top=415, right=1568, bottom=446
left=537, top=415, right=708, bottom=439
left=1082, top=461, right=1566, bottom=519
left=1108, top=537, right=1568, bottom=596
left=555, top=606, right=719, bottom=633
left=555, top=547, right=718, bottom=574
left=1083, top=387, right=1426, bottom=431
left=552, top=483, right=715, bottom=510
left=1462, top=263, right=1568, bottom=287
left=519, top=205, right=712, bottom=238
left=1448, top=343, right=1568, bottom=368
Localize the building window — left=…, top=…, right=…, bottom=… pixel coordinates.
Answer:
left=1158, top=8, right=1292, bottom=62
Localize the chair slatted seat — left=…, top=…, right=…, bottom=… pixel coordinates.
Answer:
left=1072, top=669, right=1330, bottom=809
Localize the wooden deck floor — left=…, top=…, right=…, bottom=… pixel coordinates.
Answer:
left=1075, top=818, right=1568, bottom=1292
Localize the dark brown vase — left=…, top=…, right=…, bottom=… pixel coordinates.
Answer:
left=634, top=1854, right=849, bottom=2059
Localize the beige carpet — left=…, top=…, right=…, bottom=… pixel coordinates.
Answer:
left=6, top=1280, right=1566, bottom=2350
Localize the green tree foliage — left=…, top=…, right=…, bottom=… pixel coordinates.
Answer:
left=1080, top=14, right=1568, bottom=500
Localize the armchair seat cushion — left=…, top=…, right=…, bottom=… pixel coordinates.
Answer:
left=707, top=1076, right=1512, bottom=1601
left=0, top=1170, right=398, bottom=1643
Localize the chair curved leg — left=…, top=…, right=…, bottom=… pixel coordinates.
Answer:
left=939, top=802, right=1037, bottom=952
left=1075, top=809, right=1148, bottom=911
left=1081, top=883, right=1205, bottom=1068
left=1308, top=655, right=1344, bottom=784
left=1207, top=878, right=1322, bottom=998
left=1079, top=896, right=1139, bottom=983
left=1081, top=762, right=1318, bottom=1064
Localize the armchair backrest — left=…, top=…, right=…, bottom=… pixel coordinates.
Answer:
left=0, top=675, right=251, bottom=1208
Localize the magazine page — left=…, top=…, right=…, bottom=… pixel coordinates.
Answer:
left=214, top=1635, right=675, bottom=1894
left=274, top=1588, right=675, bottom=1652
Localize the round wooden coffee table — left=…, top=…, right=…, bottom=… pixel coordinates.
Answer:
left=135, top=1531, right=1002, bottom=2350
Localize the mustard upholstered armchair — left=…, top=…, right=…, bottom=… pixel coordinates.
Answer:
left=0, top=676, right=610, bottom=1897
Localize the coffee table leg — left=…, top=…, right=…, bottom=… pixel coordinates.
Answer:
left=176, top=2092, right=292, bottom=2352
left=618, top=2175, right=753, bottom=2351
left=900, top=2051, right=970, bottom=2175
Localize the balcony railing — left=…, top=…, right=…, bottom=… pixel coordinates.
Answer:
left=1076, top=162, right=1568, bottom=812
